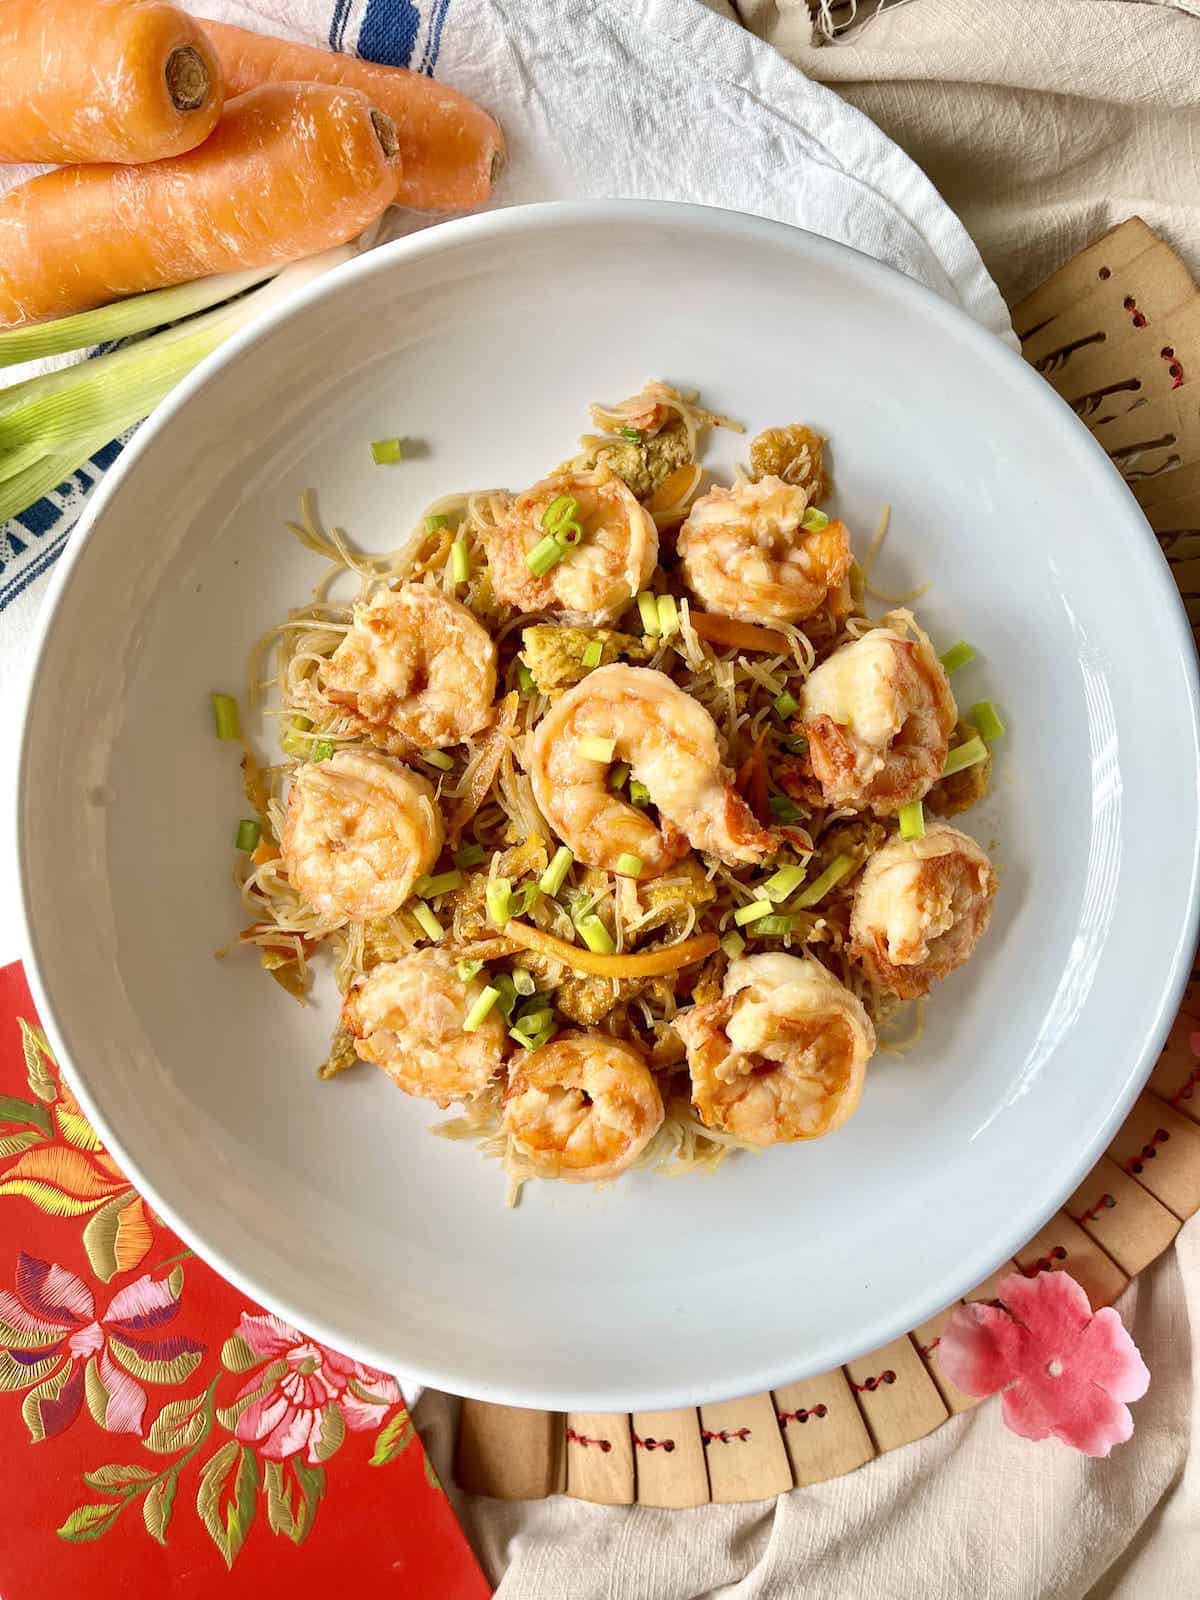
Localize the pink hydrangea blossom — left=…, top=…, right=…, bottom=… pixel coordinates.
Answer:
left=939, top=1269, right=1149, bottom=1457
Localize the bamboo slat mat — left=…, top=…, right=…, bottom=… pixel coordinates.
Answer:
left=453, top=220, right=1200, bottom=1505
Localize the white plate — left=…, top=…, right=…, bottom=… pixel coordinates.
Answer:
left=17, top=203, right=1200, bottom=1411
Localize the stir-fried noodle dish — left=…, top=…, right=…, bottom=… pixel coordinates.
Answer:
left=224, top=383, right=1003, bottom=1203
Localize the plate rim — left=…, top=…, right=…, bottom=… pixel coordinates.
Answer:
left=15, top=199, right=1200, bottom=1410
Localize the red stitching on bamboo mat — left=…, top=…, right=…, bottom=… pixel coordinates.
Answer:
left=633, top=1435, right=675, bottom=1452
left=1071, top=1193, right=1117, bottom=1226
left=918, top=1337, right=941, bottom=1359
left=1169, top=1066, right=1200, bottom=1111
left=566, top=1428, right=611, bottom=1452
left=1123, top=294, right=1149, bottom=328
left=1161, top=346, right=1185, bottom=388
left=850, top=1371, right=896, bottom=1393
left=1022, top=1246, right=1068, bottom=1275
left=702, top=1428, right=751, bottom=1445
left=777, top=1405, right=827, bottom=1427
left=1123, top=1128, right=1171, bottom=1177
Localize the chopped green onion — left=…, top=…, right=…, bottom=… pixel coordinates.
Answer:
left=457, top=959, right=484, bottom=983
left=310, top=738, right=335, bottom=763
left=450, top=539, right=470, bottom=585
left=235, top=818, right=261, bottom=853
left=412, top=902, right=444, bottom=942
left=510, top=882, right=542, bottom=916
left=280, top=716, right=312, bottom=758
left=463, top=986, right=501, bottom=1032
left=754, top=915, right=796, bottom=937
left=637, top=591, right=661, bottom=636
left=968, top=700, right=1006, bottom=741
left=211, top=693, right=240, bottom=741
left=493, top=972, right=518, bottom=1018
left=581, top=639, right=604, bottom=669
left=486, top=877, right=513, bottom=927
left=720, top=930, right=746, bottom=960
left=514, top=995, right=553, bottom=1026
left=511, top=1016, right=556, bottom=1050
left=773, top=690, right=799, bottom=720
left=762, top=864, right=807, bottom=902
left=576, top=914, right=615, bottom=954
left=939, top=640, right=976, bottom=675
left=420, top=748, right=454, bottom=771
left=554, top=521, right=584, bottom=547
left=898, top=800, right=925, bottom=841
left=539, top=846, right=574, bottom=897
left=801, top=507, right=830, bottom=532
left=579, top=736, right=616, bottom=764
left=413, top=869, right=464, bottom=898
left=793, top=854, right=854, bottom=909
left=620, top=426, right=643, bottom=442
left=733, top=899, right=773, bottom=927
left=512, top=968, right=536, bottom=997
left=628, top=779, right=652, bottom=808
left=783, top=735, right=809, bottom=757
left=426, top=513, right=451, bottom=532
left=614, top=853, right=644, bottom=879
left=942, top=736, right=988, bottom=777
left=609, top=762, right=630, bottom=791
left=541, top=494, right=580, bottom=532
left=657, top=594, right=679, bottom=636
left=525, top=534, right=565, bottom=577
left=370, top=437, right=403, bottom=465
left=516, top=662, right=536, bottom=698
left=454, top=843, right=486, bottom=869
left=768, top=793, right=802, bottom=824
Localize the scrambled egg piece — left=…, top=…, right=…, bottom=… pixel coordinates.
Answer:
left=520, top=624, right=650, bottom=697
left=927, top=720, right=993, bottom=817
left=568, top=418, right=693, bottom=501
left=634, top=859, right=718, bottom=939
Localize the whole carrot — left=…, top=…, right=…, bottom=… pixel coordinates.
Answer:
left=204, top=20, right=504, bottom=213
left=0, top=84, right=401, bottom=329
left=0, top=0, right=224, bottom=164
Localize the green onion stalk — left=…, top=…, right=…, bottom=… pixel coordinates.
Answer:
left=0, top=245, right=358, bottom=527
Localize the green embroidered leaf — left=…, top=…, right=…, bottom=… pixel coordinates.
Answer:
left=167, top=1264, right=186, bottom=1299
left=370, top=1407, right=414, bottom=1466
left=0, top=1094, right=53, bottom=1136
left=263, top=1459, right=295, bottom=1540
left=0, top=1129, right=43, bottom=1158
left=346, top=1375, right=394, bottom=1406
left=108, top=1336, right=202, bottom=1387
left=57, top=1501, right=123, bottom=1543
left=54, top=1098, right=102, bottom=1151
left=0, top=1145, right=125, bottom=1215
left=219, top=1333, right=258, bottom=1373
left=83, top=1463, right=156, bottom=1491
left=215, top=1358, right=287, bottom=1430
left=288, top=1460, right=325, bottom=1545
left=84, top=1355, right=109, bottom=1428
left=19, top=1019, right=57, bottom=1102
left=424, top=1451, right=444, bottom=1492
left=21, top=1361, right=74, bottom=1442
left=82, top=1191, right=152, bottom=1284
left=197, top=1441, right=258, bottom=1570
left=146, top=1392, right=210, bottom=1454
left=312, top=1401, right=345, bottom=1463
left=0, top=1348, right=59, bottom=1391
left=143, top=1472, right=177, bottom=1546
left=0, top=1311, right=62, bottom=1348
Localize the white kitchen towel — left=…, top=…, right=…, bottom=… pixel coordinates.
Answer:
left=0, top=0, right=1011, bottom=698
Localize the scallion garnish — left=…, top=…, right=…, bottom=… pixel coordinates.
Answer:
left=426, top=513, right=451, bottom=532
left=783, top=735, right=809, bottom=757
left=762, top=864, right=806, bottom=902
left=968, top=700, right=1006, bottom=741
left=720, top=930, right=746, bottom=960
left=420, top=748, right=454, bottom=771
left=235, top=818, right=261, bottom=853
left=486, top=877, right=513, bottom=926
left=614, top=853, right=643, bottom=879
left=801, top=507, right=830, bottom=532
left=768, top=793, right=802, bottom=824
left=516, top=662, right=535, bottom=698
left=657, top=594, right=679, bottom=637
left=576, top=913, right=615, bottom=954
left=579, top=735, right=616, bottom=764
left=939, top=640, right=976, bottom=674
left=509, top=882, right=542, bottom=916
left=413, top=869, right=464, bottom=898
left=512, top=968, right=536, bottom=997
left=493, top=972, right=518, bottom=1019
left=609, top=762, right=630, bottom=791
left=942, top=736, right=988, bottom=777
left=525, top=534, right=565, bottom=577
left=541, top=494, right=580, bottom=532
left=773, top=690, right=799, bottom=720
left=733, top=899, right=773, bottom=927
left=412, top=902, right=444, bottom=942
left=581, top=639, right=603, bottom=669
left=793, top=853, right=854, bottom=908
left=370, top=437, right=403, bottom=465
left=310, top=738, right=335, bottom=763
left=754, top=914, right=796, bottom=937
left=450, top=539, right=470, bottom=585
left=211, top=693, right=240, bottom=741
left=539, top=846, right=574, bottom=897
left=463, top=986, right=501, bottom=1032
left=454, top=843, right=486, bottom=869
left=637, top=591, right=661, bottom=636
left=628, top=778, right=652, bottom=808
left=457, top=959, right=484, bottom=982
left=898, top=800, right=925, bottom=841
left=620, top=426, right=643, bottom=442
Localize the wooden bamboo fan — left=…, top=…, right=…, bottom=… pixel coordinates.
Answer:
left=453, top=221, right=1200, bottom=1506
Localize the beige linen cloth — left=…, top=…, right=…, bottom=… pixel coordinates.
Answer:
left=417, top=4, right=1200, bottom=1593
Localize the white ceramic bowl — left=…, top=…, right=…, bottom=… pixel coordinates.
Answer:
left=18, top=203, right=1200, bottom=1411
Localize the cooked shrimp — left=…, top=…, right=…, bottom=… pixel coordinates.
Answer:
left=675, top=953, right=874, bottom=1145
left=676, top=475, right=851, bottom=624
left=849, top=824, right=996, bottom=999
left=477, top=466, right=657, bottom=623
left=502, top=1030, right=664, bottom=1182
left=527, top=664, right=774, bottom=879
left=787, top=624, right=956, bottom=816
left=342, top=948, right=506, bottom=1107
left=319, top=584, right=496, bottom=752
left=281, top=750, right=442, bottom=922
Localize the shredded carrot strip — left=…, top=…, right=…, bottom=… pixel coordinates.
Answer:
left=251, top=839, right=281, bottom=866
left=646, top=463, right=702, bottom=515
left=503, top=920, right=718, bottom=978
left=688, top=611, right=792, bottom=654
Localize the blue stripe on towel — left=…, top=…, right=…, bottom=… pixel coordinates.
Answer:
left=358, top=0, right=421, bottom=67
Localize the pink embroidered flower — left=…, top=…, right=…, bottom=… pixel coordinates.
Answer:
left=939, top=1269, right=1149, bottom=1456
left=0, top=1252, right=204, bottom=1440
left=229, top=1312, right=402, bottom=1463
